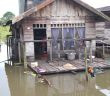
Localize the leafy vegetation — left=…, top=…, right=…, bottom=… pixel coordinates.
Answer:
left=0, top=12, right=15, bottom=42
left=0, top=26, right=10, bottom=41
left=0, top=11, right=15, bottom=25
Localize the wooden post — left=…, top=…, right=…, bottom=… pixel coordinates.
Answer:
left=8, top=37, right=11, bottom=65
left=23, top=42, right=27, bottom=68
left=10, top=37, right=12, bottom=65
left=90, top=40, right=92, bottom=64
left=107, top=44, right=108, bottom=53
left=58, top=42, right=60, bottom=59
left=85, top=46, right=88, bottom=81
left=78, top=48, right=81, bottom=60
left=50, top=40, right=52, bottom=61
left=7, top=36, right=9, bottom=64
left=103, top=43, right=105, bottom=58
left=0, top=33, right=1, bottom=52
left=18, top=42, right=22, bottom=64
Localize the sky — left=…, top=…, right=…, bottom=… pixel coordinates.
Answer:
left=82, top=0, right=110, bottom=8
left=0, top=0, right=110, bottom=17
left=0, top=0, right=19, bottom=17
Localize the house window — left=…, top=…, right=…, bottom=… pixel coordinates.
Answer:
left=51, top=23, right=85, bottom=51
left=33, top=24, right=46, bottom=29
left=63, top=28, right=74, bottom=50
left=51, top=28, right=63, bottom=50
left=75, top=27, right=85, bottom=48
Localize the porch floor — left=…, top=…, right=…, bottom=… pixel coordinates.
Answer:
left=28, top=58, right=110, bottom=75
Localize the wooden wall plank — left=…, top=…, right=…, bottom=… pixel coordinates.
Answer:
left=21, top=0, right=97, bottom=60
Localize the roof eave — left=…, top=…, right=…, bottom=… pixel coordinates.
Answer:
left=74, top=0, right=110, bottom=22
left=12, top=0, right=54, bottom=24
left=12, top=0, right=110, bottom=24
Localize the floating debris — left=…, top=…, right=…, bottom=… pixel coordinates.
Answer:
left=31, top=62, right=38, bottom=68
left=24, top=71, right=36, bottom=77
left=36, top=67, right=46, bottom=73
left=63, top=63, right=77, bottom=70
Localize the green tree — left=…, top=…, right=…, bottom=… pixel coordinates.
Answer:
left=0, top=12, right=14, bottom=41
left=3, top=12, right=15, bottom=21
left=0, top=18, right=4, bottom=25
left=1, top=12, right=15, bottom=25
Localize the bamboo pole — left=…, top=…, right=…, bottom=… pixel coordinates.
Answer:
left=85, top=46, right=88, bottom=82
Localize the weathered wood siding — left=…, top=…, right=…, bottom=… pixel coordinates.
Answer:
left=96, top=22, right=105, bottom=38
left=22, top=0, right=96, bottom=59
left=96, top=21, right=110, bottom=44
left=31, top=0, right=93, bottom=17
left=104, top=22, right=110, bottom=44
left=22, top=20, right=35, bottom=60
left=104, top=28, right=110, bottom=44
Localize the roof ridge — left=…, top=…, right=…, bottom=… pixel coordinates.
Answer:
left=12, top=0, right=110, bottom=24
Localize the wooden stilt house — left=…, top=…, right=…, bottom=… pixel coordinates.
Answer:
left=10, top=0, right=110, bottom=63
left=96, top=6, right=110, bottom=45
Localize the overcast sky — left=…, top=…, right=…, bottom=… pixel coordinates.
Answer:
left=0, top=0, right=19, bottom=17
left=0, top=0, right=110, bottom=17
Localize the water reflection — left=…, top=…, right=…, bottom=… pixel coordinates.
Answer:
left=5, top=65, right=37, bottom=96
left=0, top=44, right=110, bottom=96
left=0, top=44, right=11, bottom=96
left=5, top=67, right=106, bottom=96
left=96, top=84, right=110, bottom=96
left=3, top=68, right=110, bottom=96
left=0, top=64, right=11, bottom=96
left=96, top=71, right=110, bottom=89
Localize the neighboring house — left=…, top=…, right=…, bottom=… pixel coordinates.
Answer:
left=19, top=0, right=45, bottom=13
left=96, top=6, right=110, bottom=44
left=11, top=0, right=110, bottom=62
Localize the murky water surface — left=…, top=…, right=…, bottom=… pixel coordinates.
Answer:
left=0, top=44, right=110, bottom=96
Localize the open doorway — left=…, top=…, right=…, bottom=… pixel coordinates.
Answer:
left=33, top=28, right=47, bottom=59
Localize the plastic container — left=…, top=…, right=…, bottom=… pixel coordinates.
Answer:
left=67, top=52, right=76, bottom=60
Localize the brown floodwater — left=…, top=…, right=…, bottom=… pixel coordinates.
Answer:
left=1, top=65, right=110, bottom=96
left=0, top=44, right=110, bottom=96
